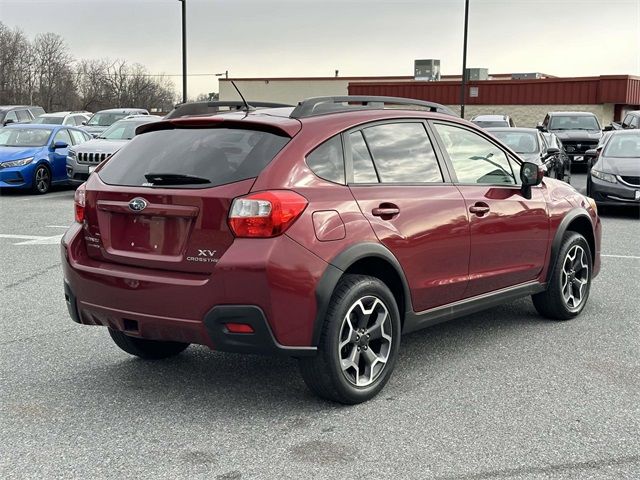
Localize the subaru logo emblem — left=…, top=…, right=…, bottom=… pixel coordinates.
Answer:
left=128, top=197, right=148, bottom=212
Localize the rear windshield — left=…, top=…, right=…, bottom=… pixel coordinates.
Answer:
left=98, top=127, right=290, bottom=188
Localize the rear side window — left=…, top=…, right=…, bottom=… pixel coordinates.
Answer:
left=349, top=131, right=378, bottom=183
left=306, top=135, right=345, bottom=184
left=362, top=122, right=443, bottom=183
left=16, top=110, right=32, bottom=122
left=99, top=127, right=290, bottom=188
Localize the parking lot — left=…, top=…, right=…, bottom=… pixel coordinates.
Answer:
left=1, top=174, right=639, bottom=479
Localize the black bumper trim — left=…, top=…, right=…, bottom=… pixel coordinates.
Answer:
left=203, top=305, right=317, bottom=357
left=64, top=281, right=81, bottom=324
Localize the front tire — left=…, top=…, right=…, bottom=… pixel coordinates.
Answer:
left=532, top=232, right=592, bottom=320
left=108, top=328, right=190, bottom=359
left=299, top=274, right=401, bottom=404
left=32, top=164, right=51, bottom=194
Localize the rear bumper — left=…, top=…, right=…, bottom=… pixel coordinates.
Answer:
left=61, top=222, right=326, bottom=355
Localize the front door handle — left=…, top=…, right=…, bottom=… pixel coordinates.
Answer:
left=372, top=205, right=400, bottom=218
left=469, top=203, right=490, bottom=216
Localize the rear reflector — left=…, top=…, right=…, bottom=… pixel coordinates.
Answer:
left=225, top=323, right=255, bottom=334
left=228, top=190, right=307, bottom=238
left=74, top=183, right=86, bottom=223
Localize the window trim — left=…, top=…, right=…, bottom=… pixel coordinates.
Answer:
left=429, top=120, right=523, bottom=188
left=342, top=118, right=452, bottom=186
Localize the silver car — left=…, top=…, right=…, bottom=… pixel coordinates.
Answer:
left=67, top=116, right=161, bottom=185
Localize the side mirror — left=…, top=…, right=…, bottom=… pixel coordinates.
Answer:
left=536, top=122, right=545, bottom=132
left=584, top=148, right=599, bottom=159
left=52, top=141, right=69, bottom=150
left=545, top=147, right=560, bottom=157
left=520, top=162, right=544, bottom=199
left=603, top=125, right=613, bottom=132
left=81, top=120, right=87, bottom=126
left=3, top=118, right=15, bottom=125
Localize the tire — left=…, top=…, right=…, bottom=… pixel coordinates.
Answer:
left=108, top=328, right=190, bottom=359
left=32, top=164, right=51, bottom=194
left=299, top=274, right=401, bottom=404
left=532, top=232, right=593, bottom=320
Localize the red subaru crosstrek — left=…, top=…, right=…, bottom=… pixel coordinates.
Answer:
left=62, top=96, right=601, bottom=404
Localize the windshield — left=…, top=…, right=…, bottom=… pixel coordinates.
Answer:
left=99, top=127, right=290, bottom=188
left=31, top=116, right=64, bottom=125
left=473, top=120, right=509, bottom=128
left=549, top=115, right=600, bottom=131
left=99, top=120, right=148, bottom=140
left=87, top=112, right=129, bottom=127
left=0, top=127, right=52, bottom=147
left=491, top=131, right=539, bottom=154
left=603, top=135, right=640, bottom=158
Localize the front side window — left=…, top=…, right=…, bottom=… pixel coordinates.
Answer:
left=434, top=123, right=516, bottom=185
left=306, top=135, right=345, bottom=184
left=53, top=129, right=72, bottom=146
left=16, top=110, right=32, bottom=122
left=362, top=122, right=442, bottom=183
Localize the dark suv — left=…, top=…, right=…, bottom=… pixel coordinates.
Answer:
left=62, top=96, right=601, bottom=404
left=538, top=111, right=602, bottom=168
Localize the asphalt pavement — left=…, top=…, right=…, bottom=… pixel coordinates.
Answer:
left=1, top=175, right=639, bottom=479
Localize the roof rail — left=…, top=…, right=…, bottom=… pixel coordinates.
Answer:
left=289, top=96, right=458, bottom=119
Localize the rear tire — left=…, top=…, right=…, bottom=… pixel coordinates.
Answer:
left=532, top=232, right=592, bottom=320
left=299, top=274, right=401, bottom=404
left=108, top=329, right=190, bottom=359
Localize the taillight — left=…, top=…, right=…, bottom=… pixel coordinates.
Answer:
left=228, top=190, right=308, bottom=238
left=74, top=183, right=86, bottom=223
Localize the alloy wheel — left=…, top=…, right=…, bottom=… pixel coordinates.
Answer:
left=35, top=167, right=50, bottom=193
left=561, top=245, right=589, bottom=309
left=338, top=295, right=393, bottom=387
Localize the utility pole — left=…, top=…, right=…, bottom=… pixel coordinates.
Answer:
left=460, top=0, right=470, bottom=118
left=179, top=0, right=187, bottom=103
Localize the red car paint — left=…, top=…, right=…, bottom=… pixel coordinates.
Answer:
left=62, top=107, right=601, bottom=352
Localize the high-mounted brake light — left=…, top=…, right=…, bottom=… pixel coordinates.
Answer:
left=74, top=183, right=86, bottom=223
left=228, top=190, right=308, bottom=238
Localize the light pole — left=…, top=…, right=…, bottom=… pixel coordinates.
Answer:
left=179, top=0, right=187, bottom=103
left=460, top=0, right=470, bottom=118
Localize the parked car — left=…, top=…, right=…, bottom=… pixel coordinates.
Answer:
left=62, top=96, right=601, bottom=404
left=471, top=114, right=516, bottom=128
left=32, top=111, right=91, bottom=127
left=165, top=101, right=293, bottom=119
left=82, top=108, right=149, bottom=137
left=0, top=124, right=91, bottom=193
left=487, top=127, right=569, bottom=182
left=585, top=130, right=640, bottom=207
left=67, top=115, right=161, bottom=185
left=607, top=110, right=639, bottom=131
left=538, top=112, right=602, bottom=168
left=0, top=105, right=46, bottom=126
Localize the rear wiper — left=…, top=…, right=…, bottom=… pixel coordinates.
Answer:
left=144, top=173, right=211, bottom=185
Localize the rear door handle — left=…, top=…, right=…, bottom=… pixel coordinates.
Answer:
left=469, top=203, right=490, bottom=216
left=372, top=206, right=400, bottom=218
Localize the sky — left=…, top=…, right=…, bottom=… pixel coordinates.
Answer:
left=1, top=0, right=639, bottom=98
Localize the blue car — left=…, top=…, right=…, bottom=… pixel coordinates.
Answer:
left=0, top=124, right=92, bottom=193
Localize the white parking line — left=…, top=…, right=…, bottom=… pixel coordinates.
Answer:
left=602, top=254, right=640, bottom=259
left=45, top=225, right=70, bottom=228
left=0, top=233, right=63, bottom=245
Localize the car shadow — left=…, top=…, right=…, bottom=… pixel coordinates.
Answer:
left=598, top=205, right=640, bottom=219
left=83, top=298, right=552, bottom=411
left=0, top=184, right=76, bottom=196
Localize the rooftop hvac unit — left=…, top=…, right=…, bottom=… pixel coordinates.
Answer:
left=466, top=68, right=489, bottom=81
left=511, top=72, right=543, bottom=80
left=415, top=59, right=441, bottom=81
